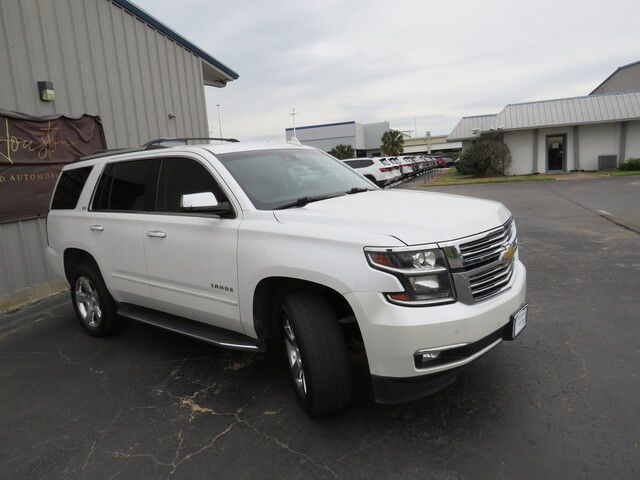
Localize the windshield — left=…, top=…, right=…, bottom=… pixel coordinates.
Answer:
left=215, top=148, right=375, bottom=210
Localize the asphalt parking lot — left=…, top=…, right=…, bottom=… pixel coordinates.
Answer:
left=1, top=176, right=639, bottom=479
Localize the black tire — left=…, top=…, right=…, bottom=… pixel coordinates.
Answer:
left=281, top=291, right=352, bottom=415
left=69, top=262, right=120, bottom=337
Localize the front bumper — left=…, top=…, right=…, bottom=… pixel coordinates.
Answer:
left=345, top=260, right=526, bottom=399
left=371, top=322, right=512, bottom=403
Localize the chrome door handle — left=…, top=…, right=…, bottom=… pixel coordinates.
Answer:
left=147, top=231, right=166, bottom=238
left=89, top=224, right=104, bottom=231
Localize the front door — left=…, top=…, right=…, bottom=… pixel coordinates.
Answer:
left=143, top=155, right=243, bottom=333
left=546, top=134, right=566, bottom=171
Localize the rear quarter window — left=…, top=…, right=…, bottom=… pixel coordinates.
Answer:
left=345, top=159, right=374, bottom=169
left=51, top=166, right=93, bottom=210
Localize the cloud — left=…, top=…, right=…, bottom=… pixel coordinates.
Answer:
left=136, top=0, right=640, bottom=141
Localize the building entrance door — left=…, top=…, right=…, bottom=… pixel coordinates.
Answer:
left=546, top=134, right=566, bottom=171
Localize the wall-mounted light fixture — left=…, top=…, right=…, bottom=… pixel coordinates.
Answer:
left=38, top=81, right=55, bottom=102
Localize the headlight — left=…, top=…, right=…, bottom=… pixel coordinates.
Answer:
left=365, top=247, right=456, bottom=306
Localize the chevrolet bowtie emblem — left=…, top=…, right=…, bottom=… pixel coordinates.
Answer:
left=502, top=244, right=516, bottom=263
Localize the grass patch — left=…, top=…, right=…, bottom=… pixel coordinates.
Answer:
left=607, top=170, right=640, bottom=177
left=422, top=170, right=556, bottom=186
left=420, top=169, right=640, bottom=187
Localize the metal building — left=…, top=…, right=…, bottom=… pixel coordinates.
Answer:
left=0, top=0, right=238, bottom=148
left=0, top=0, right=238, bottom=306
left=590, top=60, right=640, bottom=96
left=448, top=63, right=640, bottom=175
left=285, top=121, right=390, bottom=157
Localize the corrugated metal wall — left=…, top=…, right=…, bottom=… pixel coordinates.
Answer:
left=0, top=218, right=52, bottom=294
left=591, top=63, right=640, bottom=96
left=0, top=0, right=211, bottom=296
left=0, top=0, right=209, bottom=148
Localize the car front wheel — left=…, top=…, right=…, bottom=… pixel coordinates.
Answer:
left=281, top=291, right=352, bottom=415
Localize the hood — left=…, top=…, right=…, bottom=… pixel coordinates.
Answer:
left=273, top=190, right=511, bottom=245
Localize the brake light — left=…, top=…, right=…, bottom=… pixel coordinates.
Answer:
left=379, top=167, right=393, bottom=172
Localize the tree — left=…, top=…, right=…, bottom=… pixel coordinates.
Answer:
left=456, top=138, right=512, bottom=177
left=329, top=144, right=355, bottom=159
left=380, top=130, right=404, bottom=156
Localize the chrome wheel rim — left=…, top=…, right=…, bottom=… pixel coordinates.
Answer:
left=75, top=276, right=102, bottom=328
left=283, top=313, right=307, bottom=398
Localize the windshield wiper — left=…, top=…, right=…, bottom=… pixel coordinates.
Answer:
left=274, top=194, right=339, bottom=210
left=274, top=188, right=370, bottom=210
left=345, top=187, right=371, bottom=194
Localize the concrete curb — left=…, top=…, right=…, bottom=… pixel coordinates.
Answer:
left=0, top=279, right=69, bottom=314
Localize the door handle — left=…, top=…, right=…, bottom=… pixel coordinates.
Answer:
left=89, top=224, right=104, bottom=231
left=147, top=231, right=167, bottom=238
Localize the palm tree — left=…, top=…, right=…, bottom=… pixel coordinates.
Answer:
left=329, top=144, right=355, bottom=159
left=380, top=130, right=404, bottom=156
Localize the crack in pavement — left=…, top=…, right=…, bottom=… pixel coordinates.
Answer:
left=113, top=382, right=341, bottom=479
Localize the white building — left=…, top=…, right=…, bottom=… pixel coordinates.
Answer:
left=448, top=62, right=640, bottom=175
left=402, top=134, right=462, bottom=156
left=285, top=121, right=389, bottom=157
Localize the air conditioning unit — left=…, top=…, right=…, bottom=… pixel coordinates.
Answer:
left=597, top=155, right=617, bottom=170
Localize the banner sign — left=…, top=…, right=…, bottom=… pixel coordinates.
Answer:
left=0, top=110, right=106, bottom=222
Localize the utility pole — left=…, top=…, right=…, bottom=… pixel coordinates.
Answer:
left=414, top=115, right=417, bottom=139
left=426, top=131, right=431, bottom=154
left=289, top=107, right=297, bottom=139
left=216, top=104, right=223, bottom=138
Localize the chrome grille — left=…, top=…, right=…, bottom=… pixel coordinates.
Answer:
left=459, top=220, right=514, bottom=270
left=468, top=261, right=515, bottom=301
left=443, top=218, right=518, bottom=304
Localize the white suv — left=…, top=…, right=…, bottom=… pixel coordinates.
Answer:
left=342, top=157, right=399, bottom=187
left=46, top=139, right=527, bottom=415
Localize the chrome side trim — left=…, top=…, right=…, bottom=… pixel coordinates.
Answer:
left=415, top=342, right=469, bottom=354
left=414, top=338, right=503, bottom=375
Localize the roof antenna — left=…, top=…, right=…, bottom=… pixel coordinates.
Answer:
left=288, top=107, right=301, bottom=144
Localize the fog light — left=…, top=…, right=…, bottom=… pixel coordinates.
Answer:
left=421, top=351, right=441, bottom=361
left=414, top=349, right=442, bottom=368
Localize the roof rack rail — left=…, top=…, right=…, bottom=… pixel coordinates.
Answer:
left=75, top=137, right=241, bottom=162
left=76, top=147, right=145, bottom=162
left=143, top=137, right=240, bottom=149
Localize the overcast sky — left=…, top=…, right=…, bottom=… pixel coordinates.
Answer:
left=136, top=0, right=640, bottom=142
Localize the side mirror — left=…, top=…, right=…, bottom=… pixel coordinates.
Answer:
left=180, top=192, right=232, bottom=216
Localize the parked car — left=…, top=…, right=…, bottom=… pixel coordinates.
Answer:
left=414, top=156, right=429, bottom=174
left=378, top=157, right=402, bottom=184
left=46, top=139, right=527, bottom=416
left=342, top=157, right=398, bottom=187
left=390, top=156, right=413, bottom=179
left=435, top=156, right=455, bottom=168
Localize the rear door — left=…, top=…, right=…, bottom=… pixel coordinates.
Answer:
left=88, top=158, right=159, bottom=307
left=143, top=155, right=243, bottom=333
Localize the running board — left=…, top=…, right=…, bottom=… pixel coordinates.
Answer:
left=117, top=303, right=262, bottom=352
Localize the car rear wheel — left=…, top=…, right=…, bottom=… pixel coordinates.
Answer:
left=281, top=291, right=352, bottom=415
left=70, top=263, right=120, bottom=336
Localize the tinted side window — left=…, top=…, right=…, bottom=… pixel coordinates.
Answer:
left=156, top=158, right=227, bottom=213
left=51, top=166, right=93, bottom=209
left=93, top=159, right=158, bottom=212
left=345, top=159, right=373, bottom=169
